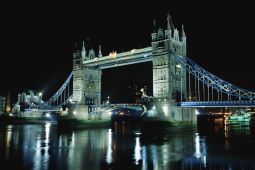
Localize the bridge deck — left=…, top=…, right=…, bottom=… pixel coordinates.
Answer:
left=180, top=101, right=255, bottom=107
left=83, top=47, right=152, bottom=69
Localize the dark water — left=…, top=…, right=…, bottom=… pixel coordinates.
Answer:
left=1, top=120, right=255, bottom=170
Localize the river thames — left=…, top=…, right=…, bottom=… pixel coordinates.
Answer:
left=1, top=119, right=255, bottom=170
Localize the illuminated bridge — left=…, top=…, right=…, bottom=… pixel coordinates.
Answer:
left=15, top=14, right=255, bottom=120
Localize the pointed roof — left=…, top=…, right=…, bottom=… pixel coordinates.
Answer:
left=82, top=41, right=85, bottom=51
left=98, top=45, right=102, bottom=57
left=181, top=24, right=186, bottom=37
left=167, top=12, right=174, bottom=30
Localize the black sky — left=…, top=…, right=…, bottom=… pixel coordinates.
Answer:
left=1, top=0, right=255, bottom=103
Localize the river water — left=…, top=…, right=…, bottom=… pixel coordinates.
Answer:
left=1, top=119, right=255, bottom=170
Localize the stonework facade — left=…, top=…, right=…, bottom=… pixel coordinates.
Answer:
left=73, top=43, right=102, bottom=105
left=152, top=14, right=187, bottom=103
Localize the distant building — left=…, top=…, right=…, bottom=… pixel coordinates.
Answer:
left=0, top=95, right=6, bottom=113
left=12, top=90, right=43, bottom=112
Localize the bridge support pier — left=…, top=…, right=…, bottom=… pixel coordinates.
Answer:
left=144, top=100, right=197, bottom=130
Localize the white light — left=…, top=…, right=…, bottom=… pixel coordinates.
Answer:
left=73, top=111, right=77, bottom=115
left=9, top=113, right=13, bottom=116
left=195, top=109, right=200, bottom=115
left=106, top=129, right=112, bottom=164
left=195, top=133, right=201, bottom=158
left=163, top=104, right=168, bottom=115
left=107, top=111, right=112, bottom=115
left=176, top=64, right=181, bottom=68
left=39, top=92, right=42, bottom=96
left=134, top=137, right=141, bottom=165
left=46, top=113, right=50, bottom=117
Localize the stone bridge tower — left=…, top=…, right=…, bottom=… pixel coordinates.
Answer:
left=152, top=14, right=187, bottom=103
left=73, top=42, right=102, bottom=105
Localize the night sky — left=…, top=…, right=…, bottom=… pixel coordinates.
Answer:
left=1, top=0, right=255, bottom=104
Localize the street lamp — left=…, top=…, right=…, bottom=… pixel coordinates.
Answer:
left=107, top=96, right=110, bottom=104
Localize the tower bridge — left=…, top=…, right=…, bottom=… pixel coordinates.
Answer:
left=20, top=13, right=255, bottom=123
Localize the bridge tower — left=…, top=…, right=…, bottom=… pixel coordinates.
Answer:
left=73, top=43, right=84, bottom=103
left=151, top=14, right=187, bottom=103
left=72, top=42, right=102, bottom=105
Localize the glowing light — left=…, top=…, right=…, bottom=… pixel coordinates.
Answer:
left=176, top=64, right=181, bottom=68
left=109, top=51, right=117, bottom=58
left=134, top=137, right=141, bottom=165
left=131, top=49, right=136, bottom=53
left=46, top=113, right=50, bottom=118
left=73, top=111, right=77, bottom=115
left=9, top=113, right=13, bottom=116
left=107, top=111, right=112, bottom=115
left=119, top=112, right=124, bottom=116
left=106, top=129, right=112, bottom=164
left=162, top=104, right=168, bottom=115
left=194, top=133, right=201, bottom=158
left=6, top=106, right=11, bottom=112
left=39, top=92, right=42, bottom=96
left=195, top=109, right=200, bottom=115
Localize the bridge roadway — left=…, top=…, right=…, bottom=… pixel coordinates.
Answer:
left=83, top=47, right=152, bottom=69
left=180, top=101, right=255, bottom=107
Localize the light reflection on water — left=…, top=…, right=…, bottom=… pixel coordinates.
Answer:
left=0, top=119, right=255, bottom=169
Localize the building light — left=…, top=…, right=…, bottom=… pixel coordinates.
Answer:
left=109, top=51, right=117, bottom=58
left=195, top=109, right=200, bottom=115
left=176, top=64, right=181, bottom=68
left=131, top=49, right=136, bottom=53
left=163, top=104, right=168, bottom=116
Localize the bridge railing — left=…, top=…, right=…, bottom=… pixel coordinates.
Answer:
left=172, top=51, right=255, bottom=101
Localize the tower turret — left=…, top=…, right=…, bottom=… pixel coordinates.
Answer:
left=89, top=49, right=95, bottom=59
left=165, top=13, right=172, bottom=39
left=81, top=41, right=86, bottom=62
left=181, top=24, right=187, bottom=56
left=98, top=45, right=102, bottom=57
left=173, top=28, right=179, bottom=41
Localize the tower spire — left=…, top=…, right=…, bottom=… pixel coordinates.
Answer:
left=167, top=12, right=171, bottom=30
left=82, top=41, right=85, bottom=50
left=82, top=41, right=86, bottom=60
left=166, top=12, right=174, bottom=30
left=98, top=45, right=102, bottom=57
left=181, top=24, right=186, bottom=37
